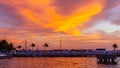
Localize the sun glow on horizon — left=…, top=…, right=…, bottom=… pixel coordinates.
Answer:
left=0, top=0, right=120, bottom=49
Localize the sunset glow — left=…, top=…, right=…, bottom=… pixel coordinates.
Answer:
left=0, top=0, right=120, bottom=49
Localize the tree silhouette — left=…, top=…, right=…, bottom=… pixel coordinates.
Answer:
left=112, top=43, right=118, bottom=52
left=8, top=43, right=14, bottom=51
left=0, top=40, right=14, bottom=52
left=31, top=43, right=36, bottom=51
left=0, top=40, right=8, bottom=51
left=17, top=45, right=22, bottom=50
left=42, top=43, right=49, bottom=51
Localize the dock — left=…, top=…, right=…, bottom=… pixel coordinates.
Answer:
left=96, top=53, right=117, bottom=64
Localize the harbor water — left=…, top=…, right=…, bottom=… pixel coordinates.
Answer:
left=0, top=57, right=120, bottom=68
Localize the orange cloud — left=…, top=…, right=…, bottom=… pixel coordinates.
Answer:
left=46, top=0, right=106, bottom=36
left=0, top=0, right=106, bottom=36
left=2, top=0, right=120, bottom=49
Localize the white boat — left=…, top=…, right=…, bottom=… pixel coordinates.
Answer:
left=0, top=52, right=12, bottom=59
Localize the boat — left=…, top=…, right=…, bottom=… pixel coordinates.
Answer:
left=0, top=52, right=12, bottom=59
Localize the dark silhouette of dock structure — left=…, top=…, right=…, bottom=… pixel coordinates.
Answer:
left=96, top=53, right=117, bottom=64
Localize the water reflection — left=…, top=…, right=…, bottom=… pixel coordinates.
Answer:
left=0, top=57, right=120, bottom=68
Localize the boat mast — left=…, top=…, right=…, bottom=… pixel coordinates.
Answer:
left=3, top=35, right=6, bottom=40
left=25, top=39, right=27, bottom=50
left=59, top=34, right=62, bottom=50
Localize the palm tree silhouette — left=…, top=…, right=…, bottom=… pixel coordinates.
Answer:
left=17, top=45, right=22, bottom=50
left=112, top=43, right=118, bottom=52
left=31, top=43, right=36, bottom=51
left=42, top=43, right=49, bottom=51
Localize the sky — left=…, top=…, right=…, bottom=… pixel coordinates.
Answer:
left=0, top=0, right=120, bottom=50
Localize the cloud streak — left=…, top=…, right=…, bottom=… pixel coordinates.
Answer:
left=0, top=0, right=120, bottom=49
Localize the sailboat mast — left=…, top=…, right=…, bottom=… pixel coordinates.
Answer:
left=25, top=39, right=27, bottom=50
left=60, top=34, right=62, bottom=50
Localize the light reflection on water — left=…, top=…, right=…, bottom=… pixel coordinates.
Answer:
left=0, top=57, right=120, bottom=68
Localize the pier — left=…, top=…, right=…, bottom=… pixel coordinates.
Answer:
left=96, top=53, right=117, bottom=64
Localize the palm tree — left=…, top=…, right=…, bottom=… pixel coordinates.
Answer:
left=9, top=43, right=14, bottom=50
left=112, top=43, right=118, bottom=52
left=17, top=45, right=22, bottom=50
left=31, top=43, right=36, bottom=51
left=42, top=43, right=49, bottom=51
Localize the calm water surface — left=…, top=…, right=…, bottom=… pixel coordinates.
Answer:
left=0, top=57, right=120, bottom=68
